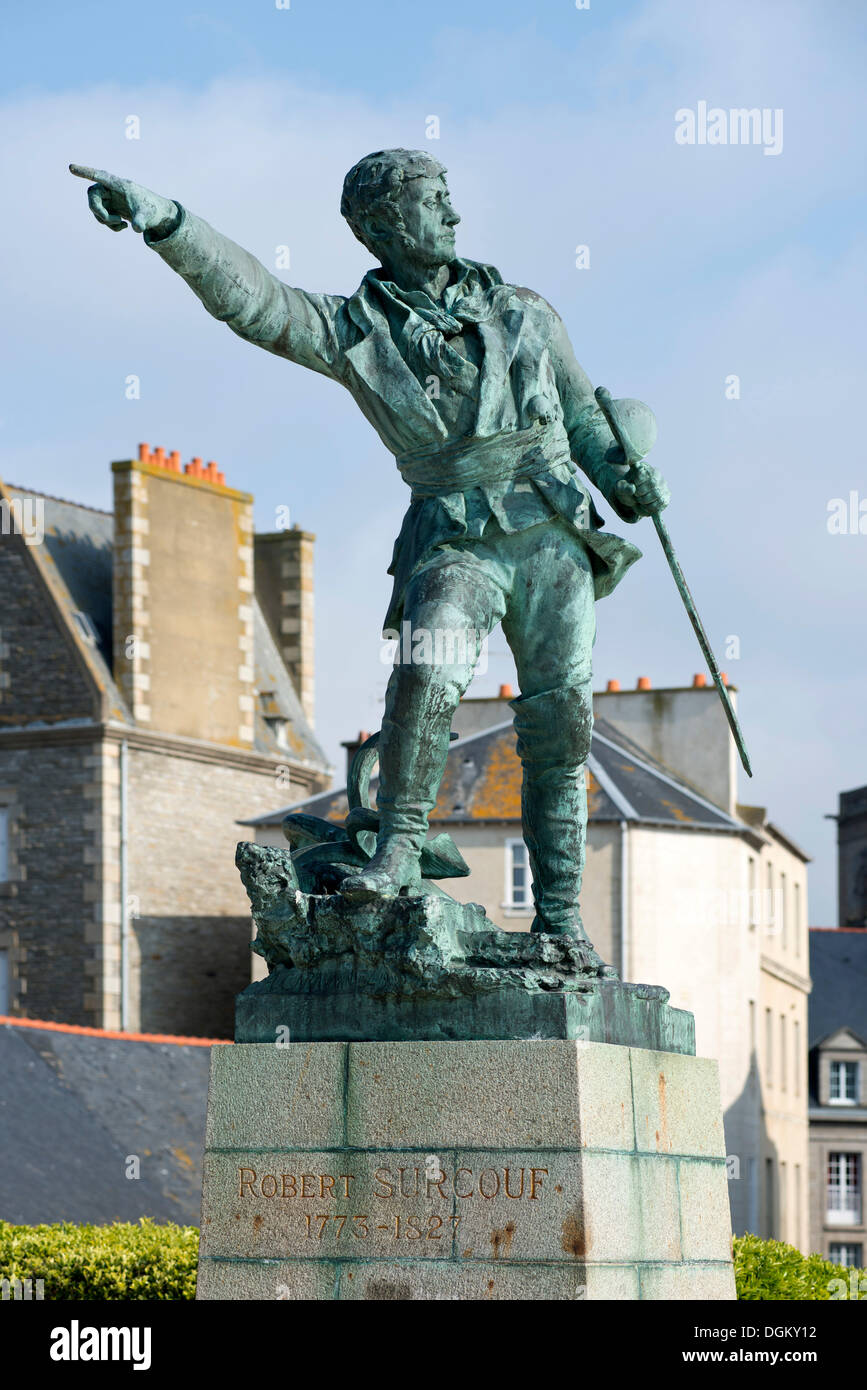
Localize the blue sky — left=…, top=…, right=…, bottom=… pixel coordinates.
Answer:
left=2, top=0, right=865, bottom=922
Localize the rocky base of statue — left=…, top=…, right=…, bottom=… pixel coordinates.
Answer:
left=196, top=1039, right=736, bottom=1301
left=235, top=843, right=694, bottom=1051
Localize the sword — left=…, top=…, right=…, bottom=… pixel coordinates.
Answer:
left=594, top=385, right=753, bottom=778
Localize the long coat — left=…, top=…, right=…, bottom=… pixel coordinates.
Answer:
left=148, top=210, right=643, bottom=626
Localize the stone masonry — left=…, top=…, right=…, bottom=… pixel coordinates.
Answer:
left=0, top=453, right=330, bottom=1037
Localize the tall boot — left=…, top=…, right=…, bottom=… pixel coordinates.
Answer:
left=341, top=662, right=459, bottom=901
left=511, top=684, right=617, bottom=975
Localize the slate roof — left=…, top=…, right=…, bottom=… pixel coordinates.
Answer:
left=3, top=483, right=328, bottom=771
left=5, top=485, right=129, bottom=723
left=808, top=928, right=867, bottom=1050
left=0, top=1019, right=215, bottom=1225
left=251, top=600, right=326, bottom=770
left=242, top=714, right=747, bottom=834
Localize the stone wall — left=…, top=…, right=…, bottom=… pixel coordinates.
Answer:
left=0, top=531, right=105, bottom=1024
left=0, top=734, right=102, bottom=1025
left=126, top=739, right=297, bottom=1036
left=837, top=785, right=867, bottom=927
left=112, top=453, right=256, bottom=747
left=594, top=684, right=738, bottom=815
left=254, top=528, right=316, bottom=727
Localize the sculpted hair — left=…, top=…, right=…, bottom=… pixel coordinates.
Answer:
left=341, top=149, right=446, bottom=257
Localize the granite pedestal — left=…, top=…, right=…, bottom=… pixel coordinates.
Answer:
left=196, top=1039, right=736, bottom=1301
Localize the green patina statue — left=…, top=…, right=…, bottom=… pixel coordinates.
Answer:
left=70, top=149, right=673, bottom=995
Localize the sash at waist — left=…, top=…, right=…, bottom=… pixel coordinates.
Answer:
left=396, top=421, right=573, bottom=498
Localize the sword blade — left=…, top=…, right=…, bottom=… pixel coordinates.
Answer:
left=593, top=384, right=753, bottom=778
left=652, top=512, right=753, bottom=777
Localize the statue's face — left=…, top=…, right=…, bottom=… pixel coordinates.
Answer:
left=394, top=170, right=460, bottom=264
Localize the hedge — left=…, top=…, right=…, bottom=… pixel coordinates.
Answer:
left=1, top=1222, right=864, bottom=1300
left=733, top=1233, right=866, bottom=1300
left=0, top=1219, right=198, bottom=1301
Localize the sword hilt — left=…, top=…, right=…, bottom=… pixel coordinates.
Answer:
left=595, top=386, right=639, bottom=466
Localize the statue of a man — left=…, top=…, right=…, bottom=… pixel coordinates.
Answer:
left=71, top=149, right=670, bottom=961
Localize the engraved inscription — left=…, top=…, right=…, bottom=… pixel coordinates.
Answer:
left=238, top=1163, right=547, bottom=1205
left=211, top=1153, right=568, bottom=1262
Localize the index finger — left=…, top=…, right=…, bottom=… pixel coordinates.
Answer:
left=69, top=163, right=124, bottom=189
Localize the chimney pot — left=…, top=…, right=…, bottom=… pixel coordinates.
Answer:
left=606, top=679, right=620, bottom=692
left=693, top=673, right=707, bottom=687
left=720, top=671, right=728, bottom=685
left=153, top=446, right=165, bottom=465
left=168, top=450, right=181, bottom=472
left=498, top=683, right=514, bottom=699
left=637, top=676, right=651, bottom=690
left=138, top=443, right=149, bottom=461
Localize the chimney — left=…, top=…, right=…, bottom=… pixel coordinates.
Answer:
left=593, top=676, right=740, bottom=815
left=341, top=730, right=372, bottom=781
left=838, top=786, right=867, bottom=927
left=112, top=445, right=255, bottom=746
left=254, top=526, right=316, bottom=727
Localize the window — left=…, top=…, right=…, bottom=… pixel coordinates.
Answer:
left=765, top=1158, right=775, bottom=1239
left=794, top=882, right=801, bottom=957
left=0, top=807, right=8, bottom=883
left=748, top=857, right=758, bottom=928
left=780, top=1016, right=787, bottom=1092
left=747, top=1157, right=759, bottom=1235
left=794, top=1165, right=802, bottom=1250
left=765, top=1008, right=773, bottom=1087
left=830, top=1060, right=860, bottom=1106
left=830, top=1243, right=863, bottom=1268
left=505, top=839, right=530, bottom=909
left=71, top=610, right=100, bottom=645
left=780, top=872, right=787, bottom=949
left=780, top=1161, right=787, bottom=1242
left=794, top=1021, right=801, bottom=1097
left=826, top=1153, right=861, bottom=1225
left=766, top=862, right=774, bottom=928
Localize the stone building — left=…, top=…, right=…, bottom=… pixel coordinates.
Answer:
left=807, top=931, right=867, bottom=1265
left=836, top=785, right=867, bottom=928
left=0, top=447, right=330, bottom=1038
left=246, top=677, right=811, bottom=1247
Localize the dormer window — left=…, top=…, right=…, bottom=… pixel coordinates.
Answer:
left=829, top=1060, right=860, bottom=1106
left=269, top=719, right=289, bottom=750
left=72, top=610, right=100, bottom=646
left=257, top=690, right=290, bottom=750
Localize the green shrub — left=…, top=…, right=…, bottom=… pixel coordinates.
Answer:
left=2, top=1222, right=864, bottom=1301
left=734, top=1232, right=867, bottom=1300
left=0, top=1219, right=198, bottom=1301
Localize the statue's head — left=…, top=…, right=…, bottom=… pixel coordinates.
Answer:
left=341, top=149, right=460, bottom=267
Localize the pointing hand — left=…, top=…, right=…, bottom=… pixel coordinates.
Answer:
left=69, top=164, right=179, bottom=238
